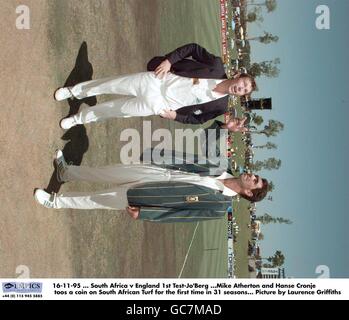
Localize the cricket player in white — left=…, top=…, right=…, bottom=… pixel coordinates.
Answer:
left=54, top=43, right=255, bottom=128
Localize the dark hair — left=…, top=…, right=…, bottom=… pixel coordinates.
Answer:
left=239, top=73, right=257, bottom=92
left=240, top=178, right=269, bottom=202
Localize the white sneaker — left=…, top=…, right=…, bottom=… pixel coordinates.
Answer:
left=60, top=117, right=77, bottom=130
left=54, top=87, right=73, bottom=101
left=55, top=149, right=67, bottom=182
left=34, top=189, right=57, bottom=208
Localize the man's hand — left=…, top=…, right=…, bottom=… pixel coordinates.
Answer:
left=226, top=117, right=249, bottom=133
left=159, top=109, right=177, bottom=120
left=126, top=206, right=140, bottom=219
left=154, top=59, right=171, bottom=78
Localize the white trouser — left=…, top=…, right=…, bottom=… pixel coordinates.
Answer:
left=55, top=164, right=171, bottom=210
left=70, top=72, right=170, bottom=124
left=55, top=164, right=210, bottom=210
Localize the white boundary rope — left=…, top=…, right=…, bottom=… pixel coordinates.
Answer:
left=178, top=222, right=200, bottom=278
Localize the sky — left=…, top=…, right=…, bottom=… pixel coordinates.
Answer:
left=247, top=0, right=349, bottom=278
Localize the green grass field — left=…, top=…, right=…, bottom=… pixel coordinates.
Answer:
left=158, top=0, right=251, bottom=278
left=157, top=0, right=227, bottom=278
left=53, top=0, right=251, bottom=279
left=0, top=0, right=252, bottom=278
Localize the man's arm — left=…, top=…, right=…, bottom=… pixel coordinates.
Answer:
left=147, top=43, right=220, bottom=72
left=213, top=120, right=225, bottom=128
left=164, top=43, right=220, bottom=66
left=174, top=108, right=226, bottom=124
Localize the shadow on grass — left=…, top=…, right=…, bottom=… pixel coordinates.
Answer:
left=46, top=41, right=96, bottom=193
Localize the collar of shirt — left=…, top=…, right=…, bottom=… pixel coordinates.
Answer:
left=208, top=79, right=228, bottom=99
left=215, top=171, right=237, bottom=197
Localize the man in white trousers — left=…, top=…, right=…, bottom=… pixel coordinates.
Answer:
left=55, top=43, right=256, bottom=128
left=34, top=150, right=269, bottom=223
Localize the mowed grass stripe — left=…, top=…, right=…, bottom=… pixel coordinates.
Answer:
left=158, top=0, right=245, bottom=278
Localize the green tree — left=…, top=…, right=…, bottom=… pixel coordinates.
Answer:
left=265, top=0, right=277, bottom=12
left=251, top=161, right=262, bottom=171
left=264, top=157, right=281, bottom=170
left=252, top=114, right=264, bottom=126
left=266, top=181, right=275, bottom=192
left=276, top=217, right=293, bottom=224
left=251, top=119, right=284, bottom=137
left=249, top=58, right=280, bottom=78
left=267, top=250, right=285, bottom=267
left=253, top=142, right=277, bottom=150
left=257, top=213, right=292, bottom=225
left=246, top=12, right=257, bottom=23
left=262, top=119, right=284, bottom=137
left=259, top=32, right=279, bottom=44
left=246, top=7, right=264, bottom=24
left=238, top=32, right=279, bottom=44
left=247, top=0, right=278, bottom=13
left=262, top=263, right=274, bottom=268
left=257, top=213, right=274, bottom=224
left=251, top=157, right=281, bottom=171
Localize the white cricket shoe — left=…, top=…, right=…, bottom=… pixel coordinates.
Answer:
left=60, top=117, right=77, bottom=130
left=55, top=149, right=67, bottom=182
left=54, top=87, right=73, bottom=101
left=34, top=189, right=57, bottom=209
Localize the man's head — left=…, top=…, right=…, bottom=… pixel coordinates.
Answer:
left=228, top=73, right=256, bottom=96
left=237, top=173, right=268, bottom=202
